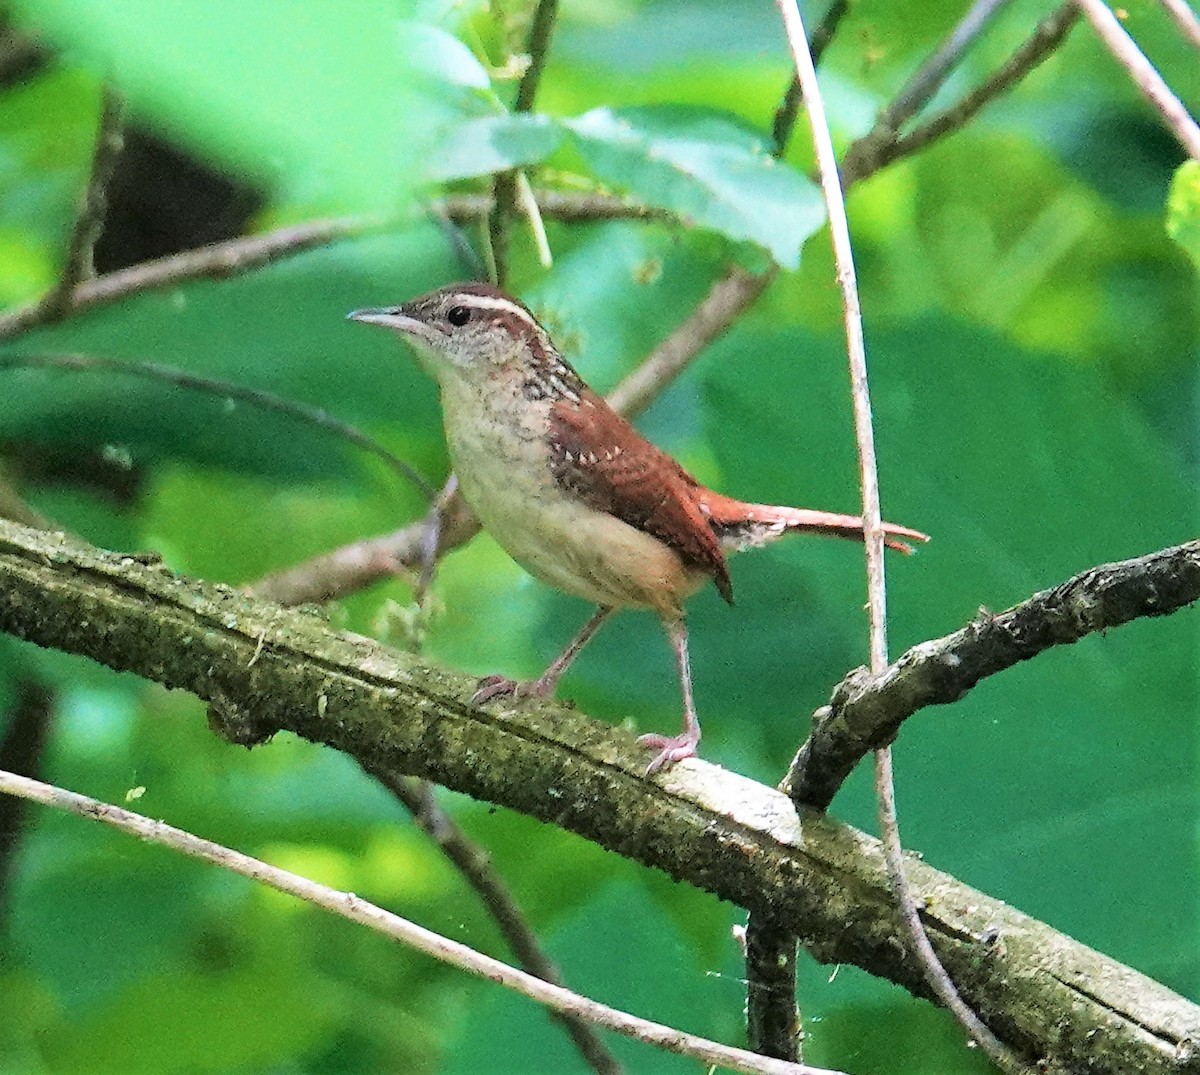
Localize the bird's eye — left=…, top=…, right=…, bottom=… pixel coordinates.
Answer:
left=447, top=305, right=472, bottom=327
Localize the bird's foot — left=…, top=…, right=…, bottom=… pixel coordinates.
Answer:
left=471, top=674, right=557, bottom=706
left=638, top=728, right=701, bottom=775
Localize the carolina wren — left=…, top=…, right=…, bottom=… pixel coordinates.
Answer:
left=349, top=283, right=927, bottom=773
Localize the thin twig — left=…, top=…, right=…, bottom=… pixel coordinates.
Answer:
left=514, top=0, right=560, bottom=113
left=751, top=3, right=859, bottom=1055
left=515, top=171, right=553, bottom=268
left=0, top=353, right=435, bottom=500
left=368, top=767, right=622, bottom=1075
left=774, top=3, right=1031, bottom=1072
left=0, top=216, right=382, bottom=344
left=1157, top=0, right=1200, bottom=51
left=247, top=487, right=479, bottom=605
left=487, top=172, right=516, bottom=286
left=605, top=266, right=776, bottom=419
left=881, top=0, right=1012, bottom=132
left=787, top=540, right=1200, bottom=809
left=0, top=195, right=661, bottom=346
left=41, top=88, right=124, bottom=318
left=842, top=3, right=1081, bottom=186
left=0, top=768, right=844, bottom=1075
left=1073, top=0, right=1200, bottom=158
left=750, top=2, right=1076, bottom=1052
left=771, top=3, right=884, bottom=666
left=770, top=0, right=851, bottom=154
left=490, top=0, right=562, bottom=285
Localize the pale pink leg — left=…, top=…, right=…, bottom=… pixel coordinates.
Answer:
left=638, top=618, right=701, bottom=774
left=472, top=606, right=613, bottom=704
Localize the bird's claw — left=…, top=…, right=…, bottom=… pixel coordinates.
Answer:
left=638, top=730, right=700, bottom=775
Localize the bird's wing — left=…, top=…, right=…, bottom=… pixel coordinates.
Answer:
left=547, top=389, right=734, bottom=604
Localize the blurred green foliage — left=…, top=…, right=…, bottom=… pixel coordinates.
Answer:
left=0, top=0, right=1196, bottom=1073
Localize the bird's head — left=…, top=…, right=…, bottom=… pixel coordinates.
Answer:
left=348, top=282, right=580, bottom=401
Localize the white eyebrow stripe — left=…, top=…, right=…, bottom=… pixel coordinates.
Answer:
left=461, top=294, right=542, bottom=330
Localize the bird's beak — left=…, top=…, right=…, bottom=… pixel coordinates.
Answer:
left=347, top=306, right=444, bottom=351
left=347, top=306, right=413, bottom=330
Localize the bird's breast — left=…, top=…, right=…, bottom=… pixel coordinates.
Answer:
left=439, top=381, right=701, bottom=616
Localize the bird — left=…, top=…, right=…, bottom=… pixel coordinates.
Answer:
left=349, top=282, right=927, bottom=774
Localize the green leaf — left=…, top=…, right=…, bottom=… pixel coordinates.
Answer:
left=564, top=105, right=824, bottom=268
left=406, top=21, right=493, bottom=94
left=5, top=0, right=429, bottom=211
left=424, top=112, right=563, bottom=182
left=406, top=23, right=562, bottom=182
left=1167, top=159, right=1200, bottom=270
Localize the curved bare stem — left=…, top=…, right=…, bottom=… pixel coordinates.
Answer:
left=880, top=0, right=1011, bottom=131
left=774, top=3, right=1032, bottom=1071
left=0, top=352, right=435, bottom=500
left=0, top=216, right=380, bottom=344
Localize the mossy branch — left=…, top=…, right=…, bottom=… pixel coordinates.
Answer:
left=0, top=519, right=1196, bottom=1074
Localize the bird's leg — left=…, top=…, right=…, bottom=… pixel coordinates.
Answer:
left=638, top=617, right=701, bottom=774
left=472, top=606, right=614, bottom=704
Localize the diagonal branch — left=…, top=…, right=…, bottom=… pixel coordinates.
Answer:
left=876, top=0, right=1012, bottom=135
left=1157, top=0, right=1200, bottom=51
left=368, top=767, right=622, bottom=1075
left=0, top=769, right=837, bottom=1075
left=39, top=88, right=124, bottom=319
left=787, top=539, right=1200, bottom=810
left=0, top=215, right=381, bottom=343
left=841, top=3, right=1081, bottom=186
left=770, top=0, right=851, bottom=154
left=1073, top=0, right=1200, bottom=159
left=489, top=0, right=562, bottom=283
left=0, top=520, right=1197, bottom=1073
left=0, top=194, right=658, bottom=346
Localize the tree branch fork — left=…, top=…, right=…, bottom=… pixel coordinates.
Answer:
left=0, top=518, right=1198, bottom=1074
left=787, top=539, right=1200, bottom=810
